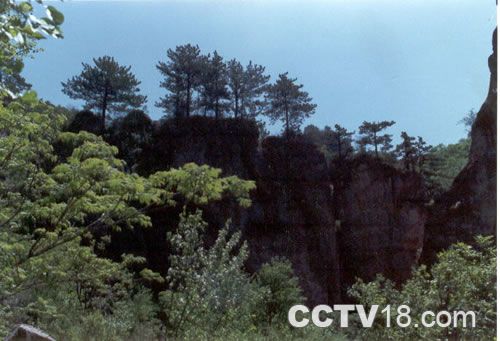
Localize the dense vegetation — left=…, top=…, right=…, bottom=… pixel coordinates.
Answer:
left=0, top=91, right=312, bottom=339
left=0, top=1, right=494, bottom=340
left=348, top=236, right=496, bottom=340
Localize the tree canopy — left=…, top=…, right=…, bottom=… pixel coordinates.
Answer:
left=0, top=0, right=64, bottom=97
left=227, top=60, right=269, bottom=119
left=62, top=56, right=147, bottom=133
left=0, top=92, right=262, bottom=337
left=156, top=44, right=205, bottom=118
left=199, top=51, right=230, bottom=118
left=348, top=236, right=496, bottom=340
left=264, top=73, right=316, bottom=136
left=304, top=124, right=354, bottom=163
left=358, top=120, right=395, bottom=158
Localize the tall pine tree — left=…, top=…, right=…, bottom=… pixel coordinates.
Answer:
left=358, top=120, right=395, bottom=158
left=227, top=60, right=269, bottom=119
left=396, top=131, right=417, bottom=171
left=156, top=44, right=204, bottom=118
left=62, top=56, right=146, bottom=133
left=199, top=51, right=230, bottom=119
left=264, top=73, right=316, bottom=137
left=325, top=124, right=355, bottom=162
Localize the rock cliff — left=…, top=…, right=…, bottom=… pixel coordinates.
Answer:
left=333, top=157, right=427, bottom=297
left=113, top=120, right=428, bottom=304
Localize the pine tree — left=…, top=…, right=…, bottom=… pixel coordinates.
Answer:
left=358, top=120, right=396, bottom=158
left=264, top=73, right=316, bottom=137
left=62, top=56, right=146, bottom=133
left=227, top=59, right=245, bottom=118
left=199, top=51, right=230, bottom=119
left=242, top=61, right=270, bottom=119
left=325, top=124, right=355, bottom=162
left=227, top=60, right=269, bottom=119
left=396, top=131, right=417, bottom=171
left=415, top=136, right=432, bottom=173
left=156, top=44, right=204, bottom=118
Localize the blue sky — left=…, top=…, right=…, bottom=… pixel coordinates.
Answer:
left=24, top=0, right=496, bottom=145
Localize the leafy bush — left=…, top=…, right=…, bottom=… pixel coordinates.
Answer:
left=0, top=93, right=257, bottom=339
left=424, top=138, right=471, bottom=194
left=347, top=236, right=496, bottom=340
left=254, top=258, right=305, bottom=326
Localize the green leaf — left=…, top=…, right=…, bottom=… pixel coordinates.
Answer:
left=18, top=2, right=33, bottom=14
left=47, top=6, right=64, bottom=26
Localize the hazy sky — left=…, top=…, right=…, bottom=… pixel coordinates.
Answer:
left=24, top=0, right=496, bottom=145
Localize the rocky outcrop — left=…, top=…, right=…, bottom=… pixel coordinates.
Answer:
left=333, top=157, right=427, bottom=296
left=242, top=137, right=341, bottom=304
left=105, top=117, right=431, bottom=304
left=139, top=117, right=258, bottom=178
left=421, top=28, right=497, bottom=263
left=113, top=123, right=343, bottom=304
left=193, top=136, right=342, bottom=305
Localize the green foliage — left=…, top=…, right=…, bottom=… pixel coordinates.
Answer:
left=255, top=258, right=305, bottom=325
left=264, top=72, right=316, bottom=135
left=62, top=56, right=147, bottom=133
left=150, top=163, right=256, bottom=207
left=424, top=138, right=470, bottom=193
left=199, top=50, right=230, bottom=118
left=159, top=210, right=261, bottom=338
left=348, top=236, right=496, bottom=340
left=0, top=0, right=64, bottom=96
left=0, top=92, right=160, bottom=336
left=14, top=241, right=161, bottom=340
left=227, top=59, right=270, bottom=119
left=357, top=120, right=395, bottom=158
left=304, top=124, right=354, bottom=163
left=156, top=43, right=205, bottom=118
left=159, top=210, right=311, bottom=340
left=395, top=132, right=432, bottom=173
left=0, top=91, right=260, bottom=338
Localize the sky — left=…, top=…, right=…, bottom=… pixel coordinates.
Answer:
left=24, top=0, right=496, bottom=145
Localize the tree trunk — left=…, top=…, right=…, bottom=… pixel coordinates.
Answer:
left=101, top=82, right=109, bottom=134
left=234, top=92, right=239, bottom=118
left=284, top=99, right=290, bottom=140
left=186, top=77, right=191, bottom=118
left=337, top=136, right=342, bottom=160
left=285, top=110, right=290, bottom=139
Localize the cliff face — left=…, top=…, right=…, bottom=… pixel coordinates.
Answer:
left=126, top=122, right=428, bottom=304
left=332, top=157, right=427, bottom=296
left=421, top=28, right=497, bottom=263
left=139, top=117, right=258, bottom=178
left=186, top=135, right=343, bottom=304
left=242, top=137, right=341, bottom=304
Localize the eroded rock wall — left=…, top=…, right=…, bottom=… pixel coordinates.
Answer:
left=332, top=157, right=427, bottom=296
